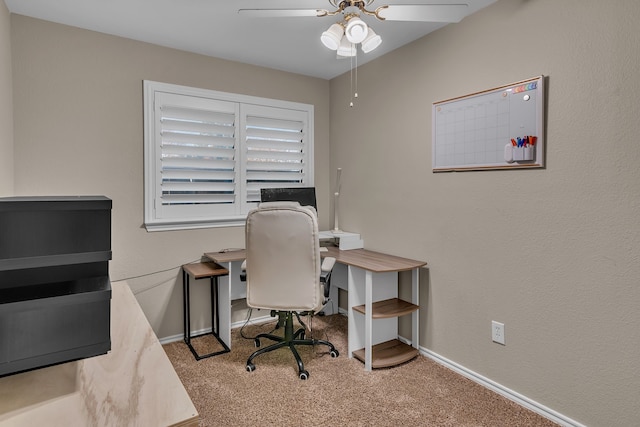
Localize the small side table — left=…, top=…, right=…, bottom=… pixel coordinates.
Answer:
left=182, top=262, right=230, bottom=360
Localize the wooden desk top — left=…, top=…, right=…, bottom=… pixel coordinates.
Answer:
left=205, top=247, right=426, bottom=273
left=324, top=246, right=427, bottom=272
left=205, top=249, right=246, bottom=264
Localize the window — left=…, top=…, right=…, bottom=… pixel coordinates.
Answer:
left=143, top=81, right=314, bottom=231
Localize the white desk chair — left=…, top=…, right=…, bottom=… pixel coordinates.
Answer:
left=243, top=201, right=339, bottom=380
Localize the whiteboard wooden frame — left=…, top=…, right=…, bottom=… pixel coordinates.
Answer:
left=432, top=76, right=545, bottom=172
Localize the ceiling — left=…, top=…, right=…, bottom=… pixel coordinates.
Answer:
left=5, top=0, right=496, bottom=80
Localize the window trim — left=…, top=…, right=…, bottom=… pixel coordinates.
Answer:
left=143, top=81, right=314, bottom=231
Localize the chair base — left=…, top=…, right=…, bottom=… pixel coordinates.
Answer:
left=246, top=311, right=338, bottom=380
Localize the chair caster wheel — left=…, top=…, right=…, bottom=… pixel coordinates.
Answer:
left=299, top=370, right=309, bottom=380
left=246, top=363, right=255, bottom=372
left=254, top=339, right=261, bottom=348
left=330, top=349, right=339, bottom=358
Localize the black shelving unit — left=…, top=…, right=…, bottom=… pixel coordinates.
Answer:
left=0, top=196, right=112, bottom=377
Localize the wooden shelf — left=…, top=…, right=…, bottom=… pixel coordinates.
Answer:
left=352, top=298, right=418, bottom=319
left=352, top=339, right=419, bottom=369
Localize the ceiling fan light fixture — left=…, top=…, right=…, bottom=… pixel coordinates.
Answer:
left=361, top=27, right=382, bottom=53
left=336, top=36, right=356, bottom=57
left=345, top=16, right=368, bottom=44
left=321, top=22, right=344, bottom=50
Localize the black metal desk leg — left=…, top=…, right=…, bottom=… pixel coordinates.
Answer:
left=210, top=276, right=220, bottom=335
left=214, top=276, right=220, bottom=335
left=183, top=270, right=191, bottom=347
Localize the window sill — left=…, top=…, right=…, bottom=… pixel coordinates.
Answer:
left=144, top=218, right=246, bottom=232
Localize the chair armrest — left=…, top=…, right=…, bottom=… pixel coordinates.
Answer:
left=321, top=256, right=336, bottom=273
left=320, top=257, right=336, bottom=298
left=320, top=257, right=336, bottom=281
left=240, top=259, right=247, bottom=282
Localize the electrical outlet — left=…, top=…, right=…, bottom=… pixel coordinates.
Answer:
left=492, top=321, right=505, bottom=345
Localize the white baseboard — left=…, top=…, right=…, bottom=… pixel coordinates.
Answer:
left=159, top=314, right=274, bottom=345
left=419, top=347, right=585, bottom=427
left=159, top=333, right=186, bottom=345
left=231, top=313, right=277, bottom=329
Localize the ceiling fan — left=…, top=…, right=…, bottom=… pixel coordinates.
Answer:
left=239, top=1, right=469, bottom=56
left=238, top=1, right=470, bottom=23
left=239, top=1, right=470, bottom=106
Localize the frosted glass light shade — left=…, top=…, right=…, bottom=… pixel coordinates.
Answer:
left=361, top=27, right=382, bottom=53
left=321, top=23, right=344, bottom=50
left=345, top=16, right=368, bottom=43
left=336, top=37, right=356, bottom=57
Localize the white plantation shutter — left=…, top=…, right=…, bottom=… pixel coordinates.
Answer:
left=144, top=81, right=313, bottom=230
left=242, top=106, right=309, bottom=204
left=157, top=94, right=238, bottom=208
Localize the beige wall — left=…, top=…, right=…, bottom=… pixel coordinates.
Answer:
left=0, top=0, right=12, bottom=195
left=330, top=0, right=639, bottom=425
left=10, top=15, right=331, bottom=340
left=7, top=1, right=640, bottom=425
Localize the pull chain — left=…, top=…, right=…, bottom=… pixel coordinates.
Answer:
left=349, top=48, right=354, bottom=107
left=354, top=49, right=358, bottom=100
left=349, top=45, right=358, bottom=108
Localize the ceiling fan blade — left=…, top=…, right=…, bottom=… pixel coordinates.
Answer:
left=238, top=9, right=323, bottom=18
left=377, top=4, right=469, bottom=23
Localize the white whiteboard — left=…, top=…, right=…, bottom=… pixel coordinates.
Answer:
left=432, top=76, right=545, bottom=172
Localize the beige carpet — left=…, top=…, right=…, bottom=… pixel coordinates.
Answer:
left=163, top=314, right=557, bottom=426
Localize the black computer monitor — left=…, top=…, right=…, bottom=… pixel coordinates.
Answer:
left=260, top=187, right=317, bottom=211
